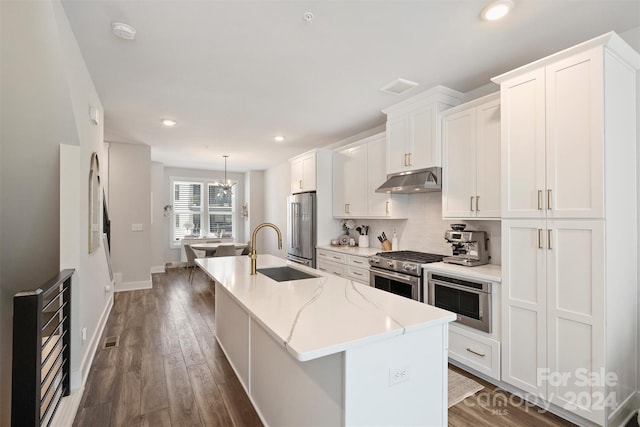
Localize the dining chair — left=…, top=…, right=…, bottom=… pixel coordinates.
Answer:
left=184, top=244, right=198, bottom=283
left=213, top=244, right=236, bottom=257
left=241, top=240, right=251, bottom=256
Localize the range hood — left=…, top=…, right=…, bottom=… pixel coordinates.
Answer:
left=375, top=167, right=442, bottom=194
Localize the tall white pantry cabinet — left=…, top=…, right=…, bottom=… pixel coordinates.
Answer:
left=493, top=33, right=639, bottom=426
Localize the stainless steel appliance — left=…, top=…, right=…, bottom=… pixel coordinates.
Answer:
left=287, top=192, right=316, bottom=267
left=375, top=167, right=441, bottom=194
left=369, top=251, right=444, bottom=301
left=427, top=272, right=492, bottom=333
left=443, top=226, right=489, bottom=266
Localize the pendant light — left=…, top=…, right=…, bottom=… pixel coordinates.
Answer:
left=221, top=155, right=235, bottom=195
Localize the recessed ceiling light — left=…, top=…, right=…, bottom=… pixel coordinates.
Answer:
left=274, top=135, right=285, bottom=142
left=480, top=0, right=514, bottom=21
left=161, top=119, right=176, bottom=127
left=111, top=22, right=137, bottom=40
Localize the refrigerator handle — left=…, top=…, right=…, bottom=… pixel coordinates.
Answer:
left=291, top=202, right=298, bottom=249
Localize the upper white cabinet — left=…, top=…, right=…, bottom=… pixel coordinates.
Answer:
left=497, top=47, right=610, bottom=219
left=333, top=133, right=407, bottom=219
left=442, top=93, right=501, bottom=219
left=291, top=151, right=317, bottom=193
left=382, top=86, right=463, bottom=175
left=494, top=32, right=639, bottom=426
left=333, top=144, right=367, bottom=217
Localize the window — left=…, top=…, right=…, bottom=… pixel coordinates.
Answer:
left=171, top=178, right=236, bottom=246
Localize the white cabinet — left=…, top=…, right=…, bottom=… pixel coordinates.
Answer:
left=333, top=133, right=407, bottom=219
left=382, top=85, right=463, bottom=175
left=291, top=151, right=317, bottom=193
left=502, top=219, right=605, bottom=415
left=316, top=248, right=369, bottom=285
left=499, top=49, right=605, bottom=219
left=333, top=144, right=367, bottom=217
left=494, top=33, right=638, bottom=426
left=442, top=93, right=501, bottom=219
left=448, top=325, right=501, bottom=381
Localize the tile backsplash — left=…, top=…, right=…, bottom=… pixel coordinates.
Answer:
left=344, top=192, right=501, bottom=265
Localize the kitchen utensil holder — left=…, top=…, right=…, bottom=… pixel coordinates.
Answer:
left=358, top=235, right=369, bottom=248
left=381, top=239, right=392, bottom=251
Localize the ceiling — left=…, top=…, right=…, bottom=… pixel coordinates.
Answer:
left=60, top=0, right=640, bottom=173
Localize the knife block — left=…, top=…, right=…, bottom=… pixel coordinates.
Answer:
left=381, top=240, right=392, bottom=251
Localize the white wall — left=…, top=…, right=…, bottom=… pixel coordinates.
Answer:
left=109, top=142, right=152, bottom=289
left=151, top=162, right=165, bottom=272
left=262, top=162, right=290, bottom=258
left=162, top=166, right=246, bottom=263
left=244, top=170, right=265, bottom=250
left=1, top=0, right=113, bottom=423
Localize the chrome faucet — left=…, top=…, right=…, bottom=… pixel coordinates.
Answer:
left=250, top=223, right=283, bottom=275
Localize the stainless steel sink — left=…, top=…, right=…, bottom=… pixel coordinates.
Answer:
left=257, top=266, right=319, bottom=282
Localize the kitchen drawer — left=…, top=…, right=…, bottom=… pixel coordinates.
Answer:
left=448, top=325, right=500, bottom=381
left=317, top=260, right=346, bottom=278
left=346, top=255, right=369, bottom=269
left=317, top=249, right=347, bottom=264
left=347, top=266, right=370, bottom=285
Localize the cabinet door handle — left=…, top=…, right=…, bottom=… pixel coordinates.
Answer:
left=352, top=260, right=363, bottom=265
left=385, top=201, right=390, bottom=215
left=407, top=152, right=412, bottom=166
left=466, top=348, right=486, bottom=357
left=548, top=229, right=552, bottom=250
left=538, top=190, right=543, bottom=210
left=538, top=229, right=543, bottom=249
left=345, top=203, right=350, bottom=214
left=476, top=196, right=480, bottom=212
left=470, top=196, right=475, bottom=211
left=299, top=180, right=303, bottom=190
left=353, top=271, right=363, bottom=276
left=547, top=189, right=552, bottom=210
left=403, top=153, right=408, bottom=166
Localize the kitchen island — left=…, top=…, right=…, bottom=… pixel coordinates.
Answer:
left=196, top=254, right=456, bottom=426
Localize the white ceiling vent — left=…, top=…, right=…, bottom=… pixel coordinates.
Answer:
left=112, top=22, right=137, bottom=40
left=380, top=78, right=419, bottom=95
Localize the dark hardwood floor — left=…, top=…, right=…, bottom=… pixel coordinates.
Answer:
left=74, top=267, right=578, bottom=427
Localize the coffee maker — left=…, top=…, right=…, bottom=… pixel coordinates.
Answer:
left=443, top=224, right=489, bottom=267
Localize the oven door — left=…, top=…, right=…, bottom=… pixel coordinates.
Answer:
left=427, top=274, right=491, bottom=333
left=370, top=267, right=421, bottom=301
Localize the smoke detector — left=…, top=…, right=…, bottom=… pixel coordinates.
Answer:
left=111, top=22, right=136, bottom=40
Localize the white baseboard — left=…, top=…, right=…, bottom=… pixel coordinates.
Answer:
left=74, top=293, right=114, bottom=389
left=57, top=292, right=114, bottom=426
left=115, top=277, right=152, bottom=292
left=150, top=265, right=166, bottom=274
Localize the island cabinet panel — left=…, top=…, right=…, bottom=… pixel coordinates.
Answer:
left=344, top=324, right=448, bottom=426
left=249, top=318, right=344, bottom=427
left=214, top=285, right=250, bottom=387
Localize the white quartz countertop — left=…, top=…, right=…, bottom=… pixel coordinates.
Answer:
left=423, top=262, right=502, bottom=283
left=196, top=255, right=455, bottom=362
left=316, top=244, right=381, bottom=257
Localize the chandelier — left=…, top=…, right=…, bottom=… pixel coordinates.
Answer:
left=219, top=155, right=236, bottom=195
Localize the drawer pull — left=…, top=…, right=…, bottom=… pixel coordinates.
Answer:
left=318, top=267, right=326, bottom=271
left=466, top=348, right=486, bottom=357
left=334, top=272, right=342, bottom=276
left=353, top=272, right=363, bottom=276
left=352, top=260, right=363, bottom=264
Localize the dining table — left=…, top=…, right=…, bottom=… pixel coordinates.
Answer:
left=190, top=242, right=249, bottom=257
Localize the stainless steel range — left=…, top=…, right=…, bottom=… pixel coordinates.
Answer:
left=369, top=251, right=444, bottom=302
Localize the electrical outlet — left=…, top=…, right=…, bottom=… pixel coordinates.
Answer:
left=389, top=364, right=410, bottom=386
left=81, top=327, right=87, bottom=342
left=131, top=223, right=144, bottom=231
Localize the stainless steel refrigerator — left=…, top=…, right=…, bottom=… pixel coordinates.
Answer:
left=287, top=192, right=316, bottom=267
